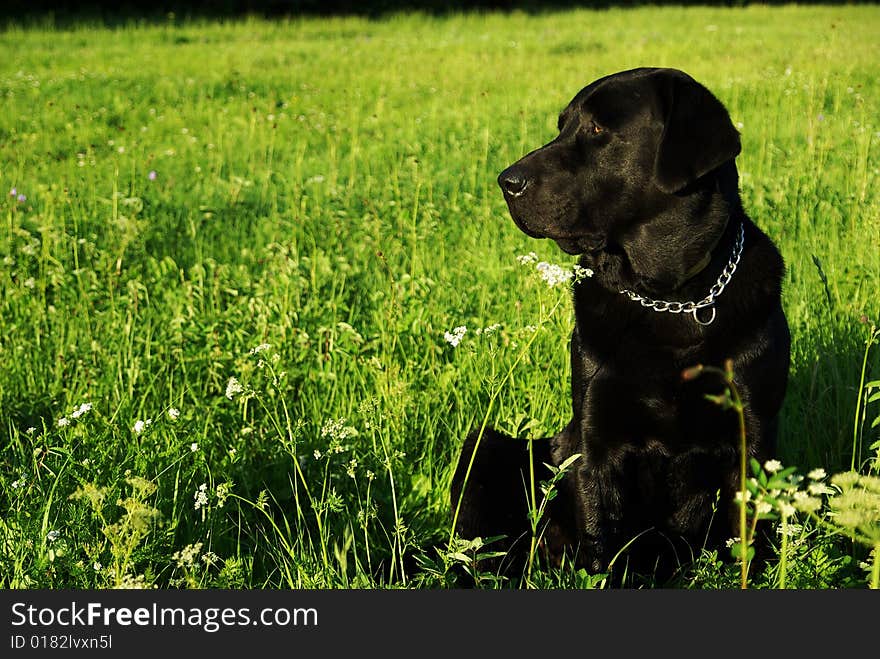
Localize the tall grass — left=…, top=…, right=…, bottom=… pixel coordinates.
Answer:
left=1, top=5, right=878, bottom=588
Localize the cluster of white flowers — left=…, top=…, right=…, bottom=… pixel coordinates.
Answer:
left=734, top=489, right=752, bottom=503
left=754, top=500, right=773, bottom=515
left=572, top=264, right=594, bottom=281
left=114, top=573, right=154, bottom=589
left=807, top=468, right=826, bottom=480
left=535, top=261, right=574, bottom=287
left=473, top=323, right=501, bottom=336
left=738, top=459, right=856, bottom=528
left=346, top=458, right=359, bottom=479
left=168, top=407, right=180, bottom=421
left=776, top=523, right=803, bottom=538
left=202, top=551, right=220, bottom=567
left=443, top=326, right=467, bottom=347
left=225, top=376, right=244, bottom=400
left=315, top=418, right=358, bottom=460
left=807, top=481, right=836, bottom=496
left=70, top=402, right=92, bottom=419
left=764, top=459, right=783, bottom=473
left=518, top=253, right=594, bottom=288
left=320, top=417, right=358, bottom=441
left=194, top=483, right=209, bottom=510
left=11, top=474, right=27, bottom=489
left=55, top=401, right=95, bottom=429
left=132, top=418, right=152, bottom=435
left=248, top=343, right=271, bottom=355
left=172, top=542, right=203, bottom=568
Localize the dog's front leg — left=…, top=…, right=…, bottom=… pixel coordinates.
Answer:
left=548, top=417, right=625, bottom=573
left=568, top=454, right=627, bottom=573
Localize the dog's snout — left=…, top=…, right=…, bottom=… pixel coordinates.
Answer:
left=498, top=167, right=530, bottom=197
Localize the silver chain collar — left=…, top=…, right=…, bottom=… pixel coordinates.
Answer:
left=618, top=222, right=744, bottom=326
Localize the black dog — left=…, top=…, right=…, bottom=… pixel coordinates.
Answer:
left=451, top=68, right=790, bottom=579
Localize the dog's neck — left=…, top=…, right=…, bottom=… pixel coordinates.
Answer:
left=578, top=164, right=743, bottom=298
left=679, top=213, right=730, bottom=283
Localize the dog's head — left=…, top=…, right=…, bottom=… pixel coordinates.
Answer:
left=499, top=68, right=741, bottom=292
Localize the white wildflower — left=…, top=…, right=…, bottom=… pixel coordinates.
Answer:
left=573, top=264, right=594, bottom=281
left=115, top=573, right=153, bottom=589
left=249, top=343, right=271, bottom=355
left=190, top=442, right=199, bottom=452
left=173, top=542, right=203, bottom=568
left=443, top=326, right=467, bottom=348
left=776, top=523, right=803, bottom=537
left=225, top=376, right=243, bottom=400
left=755, top=500, right=773, bottom=515
left=792, top=491, right=822, bottom=512
left=725, top=537, right=739, bottom=548
left=807, top=468, right=827, bottom=481
left=320, top=417, right=357, bottom=441
left=70, top=402, right=92, bottom=419
left=516, top=251, right=538, bottom=265
left=132, top=418, right=152, bottom=435
left=194, top=483, right=208, bottom=510
left=57, top=417, right=70, bottom=428
left=807, top=482, right=835, bottom=496
left=167, top=407, right=180, bottom=421
left=734, top=490, right=752, bottom=503
left=26, top=427, right=36, bottom=435
left=93, top=561, right=103, bottom=571
left=346, top=458, right=358, bottom=479
left=46, top=530, right=60, bottom=543
left=778, top=501, right=796, bottom=517
left=535, top=261, right=574, bottom=287
left=763, top=459, right=783, bottom=473
left=202, top=551, right=220, bottom=567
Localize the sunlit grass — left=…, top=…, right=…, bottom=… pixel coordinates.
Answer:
left=1, top=5, right=878, bottom=588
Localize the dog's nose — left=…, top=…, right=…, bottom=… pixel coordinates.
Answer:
left=498, top=167, right=530, bottom=197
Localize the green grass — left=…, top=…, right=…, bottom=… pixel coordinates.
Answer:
left=1, top=5, right=879, bottom=589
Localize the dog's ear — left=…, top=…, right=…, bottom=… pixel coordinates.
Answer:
left=652, top=69, right=741, bottom=194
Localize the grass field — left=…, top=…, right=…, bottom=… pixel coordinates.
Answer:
left=2, top=5, right=879, bottom=589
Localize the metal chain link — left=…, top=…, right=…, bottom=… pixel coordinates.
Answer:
left=619, top=223, right=744, bottom=326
